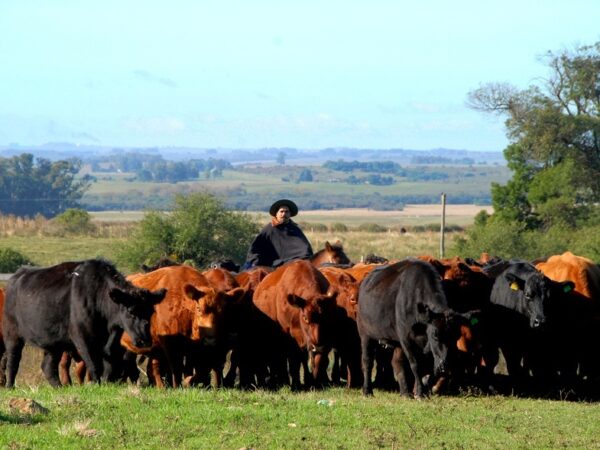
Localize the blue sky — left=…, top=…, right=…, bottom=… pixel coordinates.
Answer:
left=1, top=1, right=599, bottom=152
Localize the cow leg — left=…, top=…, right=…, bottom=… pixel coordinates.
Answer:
left=4, top=336, right=25, bottom=388
left=0, top=353, right=6, bottom=387
left=400, top=341, right=425, bottom=399
left=360, top=336, right=376, bottom=396
left=59, top=352, right=73, bottom=385
left=288, top=350, right=303, bottom=391
left=41, top=350, right=63, bottom=387
left=391, top=346, right=411, bottom=397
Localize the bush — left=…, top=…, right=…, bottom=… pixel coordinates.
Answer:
left=52, top=208, right=96, bottom=235
left=298, top=222, right=328, bottom=232
left=117, top=193, right=258, bottom=271
left=356, top=223, right=388, bottom=233
left=330, top=222, right=348, bottom=232
left=0, top=247, right=33, bottom=272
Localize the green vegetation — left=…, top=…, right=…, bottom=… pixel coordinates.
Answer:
left=81, top=162, right=507, bottom=212
left=116, top=192, right=258, bottom=271
left=461, top=41, right=600, bottom=259
left=1, top=386, right=599, bottom=449
left=51, top=208, right=96, bottom=235
left=0, top=247, right=33, bottom=272
left=0, top=153, right=91, bottom=218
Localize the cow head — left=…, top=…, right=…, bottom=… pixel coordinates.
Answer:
left=417, top=304, right=463, bottom=379
left=184, top=284, right=246, bottom=346
left=504, top=271, right=551, bottom=328
left=110, top=287, right=166, bottom=348
left=287, top=289, right=337, bottom=354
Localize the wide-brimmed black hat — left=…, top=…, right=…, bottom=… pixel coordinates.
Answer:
left=269, top=199, right=298, bottom=217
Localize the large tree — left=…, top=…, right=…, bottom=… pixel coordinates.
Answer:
left=467, top=42, right=600, bottom=230
left=0, top=153, right=92, bottom=218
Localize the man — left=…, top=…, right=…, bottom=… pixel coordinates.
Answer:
left=244, top=199, right=313, bottom=268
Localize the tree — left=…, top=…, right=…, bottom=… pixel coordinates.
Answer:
left=0, top=153, right=91, bottom=218
left=297, top=168, right=313, bottom=182
left=467, top=42, right=600, bottom=231
left=276, top=152, right=286, bottom=165
left=117, top=192, right=258, bottom=271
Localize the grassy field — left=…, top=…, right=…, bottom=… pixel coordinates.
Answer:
left=1, top=385, right=600, bottom=448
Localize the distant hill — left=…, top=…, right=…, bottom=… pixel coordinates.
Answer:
left=0, top=143, right=505, bottom=166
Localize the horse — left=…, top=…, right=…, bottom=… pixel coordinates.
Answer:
left=310, top=241, right=352, bottom=267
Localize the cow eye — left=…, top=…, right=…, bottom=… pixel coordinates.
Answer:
left=303, top=314, right=309, bottom=324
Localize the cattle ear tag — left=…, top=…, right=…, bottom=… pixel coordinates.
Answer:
left=470, top=317, right=479, bottom=326
left=510, top=282, right=520, bottom=291
left=563, top=284, right=572, bottom=293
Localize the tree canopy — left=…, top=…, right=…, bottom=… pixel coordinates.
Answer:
left=467, top=42, right=600, bottom=231
left=0, top=153, right=92, bottom=218
left=460, top=41, right=600, bottom=259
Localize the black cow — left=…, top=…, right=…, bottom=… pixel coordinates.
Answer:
left=357, top=258, right=465, bottom=398
left=481, top=260, right=573, bottom=389
left=2, top=259, right=166, bottom=387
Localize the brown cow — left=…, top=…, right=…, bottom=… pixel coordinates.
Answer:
left=251, top=260, right=337, bottom=389
left=536, top=251, right=600, bottom=386
left=319, top=267, right=362, bottom=387
left=122, top=265, right=245, bottom=388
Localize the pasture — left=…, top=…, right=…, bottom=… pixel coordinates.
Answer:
left=1, top=385, right=599, bottom=448
left=2, top=207, right=600, bottom=449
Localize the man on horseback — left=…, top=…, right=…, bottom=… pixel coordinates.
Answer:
left=243, top=199, right=313, bottom=269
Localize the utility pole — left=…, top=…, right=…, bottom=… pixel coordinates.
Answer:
left=440, top=193, right=446, bottom=258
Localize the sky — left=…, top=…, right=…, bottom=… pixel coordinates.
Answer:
left=1, top=1, right=599, bottom=152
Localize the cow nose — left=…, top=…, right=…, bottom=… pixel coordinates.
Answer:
left=310, top=344, right=328, bottom=354
left=532, top=317, right=545, bottom=328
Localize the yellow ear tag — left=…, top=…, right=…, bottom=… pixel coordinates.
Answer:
left=510, top=282, right=520, bottom=291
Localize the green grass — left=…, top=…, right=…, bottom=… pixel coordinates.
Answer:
left=1, top=385, right=599, bottom=449
left=85, top=165, right=511, bottom=199
left=0, top=236, right=127, bottom=268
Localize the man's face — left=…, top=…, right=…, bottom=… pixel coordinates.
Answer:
left=276, top=206, right=291, bottom=222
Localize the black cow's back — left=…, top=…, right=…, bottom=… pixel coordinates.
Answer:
left=4, top=262, right=81, bottom=349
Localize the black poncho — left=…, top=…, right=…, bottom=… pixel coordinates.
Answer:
left=245, top=220, right=313, bottom=268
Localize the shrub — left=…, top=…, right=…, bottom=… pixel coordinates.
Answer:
left=0, top=247, right=34, bottom=272
left=330, top=222, right=348, bottom=232
left=356, top=223, right=388, bottom=233
left=117, top=193, right=258, bottom=271
left=52, top=208, right=96, bottom=235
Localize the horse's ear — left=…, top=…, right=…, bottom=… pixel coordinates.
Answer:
left=325, top=241, right=333, bottom=251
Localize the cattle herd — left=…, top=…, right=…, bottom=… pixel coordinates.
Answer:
left=1, top=243, right=600, bottom=400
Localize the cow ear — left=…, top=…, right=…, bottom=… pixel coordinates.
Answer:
left=184, top=284, right=210, bottom=301
left=225, top=287, right=246, bottom=303
left=505, top=273, right=525, bottom=291
left=148, top=288, right=167, bottom=305
left=109, top=288, right=135, bottom=308
left=287, top=294, right=307, bottom=309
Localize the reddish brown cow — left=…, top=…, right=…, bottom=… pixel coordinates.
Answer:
left=122, top=265, right=245, bottom=388
left=319, top=267, right=362, bottom=387
left=345, top=262, right=385, bottom=283
left=536, top=251, right=600, bottom=383
left=251, top=260, right=337, bottom=389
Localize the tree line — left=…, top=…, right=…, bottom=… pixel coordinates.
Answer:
left=0, top=153, right=91, bottom=217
